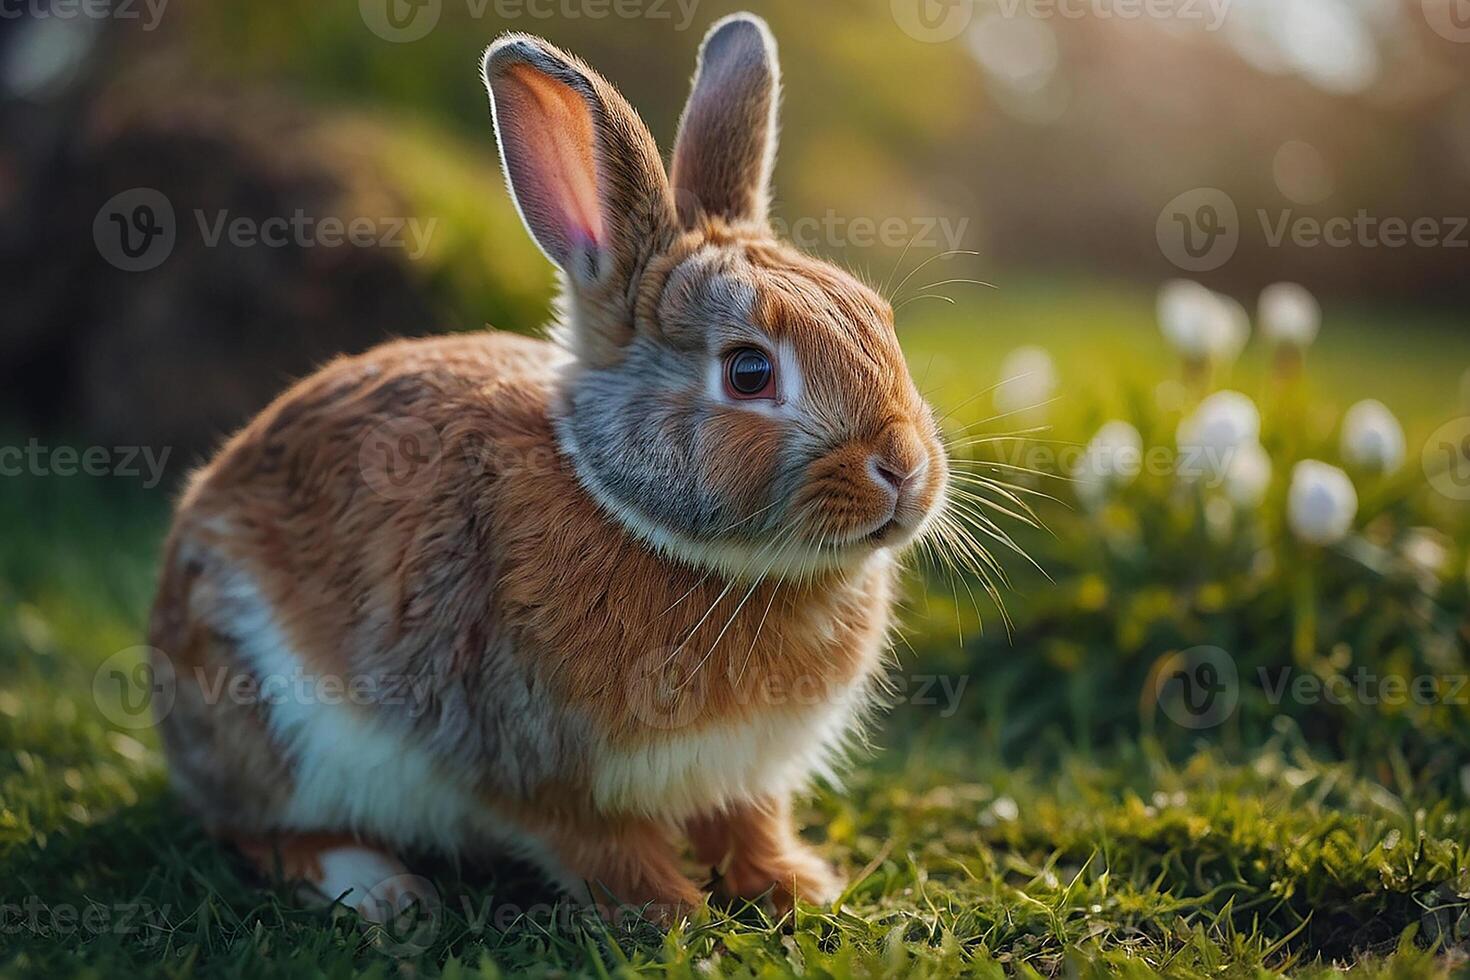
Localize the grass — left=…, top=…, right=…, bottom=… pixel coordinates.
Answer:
left=2, top=279, right=1469, bottom=977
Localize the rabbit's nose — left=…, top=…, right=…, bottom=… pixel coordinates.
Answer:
left=870, top=457, right=923, bottom=494
left=868, top=423, right=929, bottom=498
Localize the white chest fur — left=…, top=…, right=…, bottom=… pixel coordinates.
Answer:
left=590, top=675, right=878, bottom=820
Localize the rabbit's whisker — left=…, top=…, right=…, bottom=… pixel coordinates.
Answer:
left=893, top=293, right=955, bottom=313
left=940, top=430, right=1061, bottom=453
left=944, top=395, right=1062, bottom=434
left=915, top=277, right=996, bottom=292
left=947, top=472, right=1061, bottom=514
left=879, top=230, right=921, bottom=299
left=947, top=485, right=1042, bottom=531
left=889, top=249, right=980, bottom=306
left=679, top=519, right=803, bottom=692
left=945, top=493, right=1049, bottom=584
left=931, top=374, right=1043, bottom=427
left=945, top=458, right=1070, bottom=484
left=946, top=472, right=1066, bottom=509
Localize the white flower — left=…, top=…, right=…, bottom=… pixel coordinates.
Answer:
left=1224, top=440, right=1272, bottom=508
left=986, top=796, right=1019, bottom=823
left=1074, top=420, right=1143, bottom=507
left=1340, top=399, right=1405, bottom=473
left=1158, top=280, right=1248, bottom=363
left=1213, top=293, right=1251, bottom=364
left=1402, top=528, right=1450, bottom=578
left=1259, top=282, right=1321, bottom=348
left=994, top=346, right=1057, bottom=417
left=1288, top=460, right=1358, bottom=545
left=1177, top=390, right=1261, bottom=482
left=1158, top=280, right=1214, bottom=359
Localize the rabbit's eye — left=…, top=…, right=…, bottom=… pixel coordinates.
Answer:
left=724, top=347, right=776, bottom=400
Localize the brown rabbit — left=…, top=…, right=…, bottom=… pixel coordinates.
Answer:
left=147, top=12, right=949, bottom=923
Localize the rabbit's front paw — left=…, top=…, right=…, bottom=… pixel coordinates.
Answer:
left=714, top=844, right=844, bottom=913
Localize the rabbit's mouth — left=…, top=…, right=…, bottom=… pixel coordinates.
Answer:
left=856, top=504, right=929, bottom=550
left=866, top=517, right=902, bottom=545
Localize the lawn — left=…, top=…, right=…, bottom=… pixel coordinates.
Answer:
left=2, top=279, right=1468, bottom=978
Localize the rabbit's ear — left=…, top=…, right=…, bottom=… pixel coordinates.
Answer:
left=483, top=34, right=677, bottom=362
left=671, top=13, right=780, bottom=228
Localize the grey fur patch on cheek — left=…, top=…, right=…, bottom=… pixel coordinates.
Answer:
left=561, top=257, right=800, bottom=542
left=563, top=340, right=725, bottom=538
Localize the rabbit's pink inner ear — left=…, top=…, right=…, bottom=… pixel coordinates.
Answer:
left=494, top=63, right=605, bottom=266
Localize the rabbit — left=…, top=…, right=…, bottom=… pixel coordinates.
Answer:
left=145, top=11, right=950, bottom=924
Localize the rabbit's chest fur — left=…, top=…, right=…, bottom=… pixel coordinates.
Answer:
left=489, top=384, right=896, bottom=819
left=161, top=333, right=896, bottom=846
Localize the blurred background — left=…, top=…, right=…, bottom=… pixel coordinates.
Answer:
left=2, top=0, right=1470, bottom=813
left=3, top=0, right=1469, bottom=453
